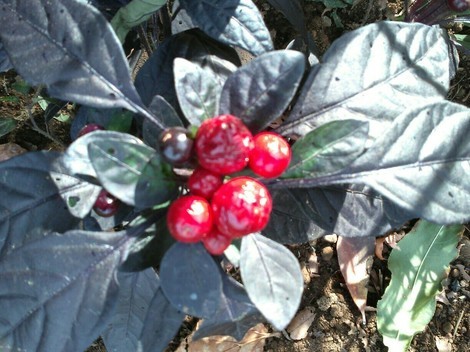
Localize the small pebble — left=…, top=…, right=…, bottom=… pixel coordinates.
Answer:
left=330, top=304, right=342, bottom=318
left=323, top=234, right=338, bottom=243
left=317, top=296, right=333, bottom=311
left=301, top=262, right=311, bottom=284
left=442, top=322, right=453, bottom=334
left=322, top=246, right=334, bottom=261
left=451, top=268, right=460, bottom=278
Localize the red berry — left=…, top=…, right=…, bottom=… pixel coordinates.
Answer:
left=249, top=132, right=291, bottom=178
left=167, top=195, right=213, bottom=243
left=211, top=177, right=272, bottom=238
left=188, top=167, right=224, bottom=199
left=447, top=0, right=469, bottom=11
left=195, top=115, right=254, bottom=175
left=202, top=228, right=232, bottom=255
left=93, top=190, right=120, bottom=217
left=159, top=127, right=194, bottom=165
left=78, top=123, right=105, bottom=138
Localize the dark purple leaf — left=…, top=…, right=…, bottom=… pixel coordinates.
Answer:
left=174, top=58, right=220, bottom=124
left=275, top=101, right=470, bottom=225
left=120, top=215, right=176, bottom=272
left=0, top=152, right=81, bottom=255
left=219, top=50, right=305, bottom=133
left=240, top=233, right=303, bottom=330
left=143, top=95, right=184, bottom=148
left=0, top=228, right=137, bottom=351
left=0, top=0, right=148, bottom=115
left=193, top=273, right=264, bottom=341
left=134, top=29, right=240, bottom=115
left=160, top=242, right=222, bottom=318
left=70, top=107, right=133, bottom=140
left=264, top=185, right=409, bottom=244
left=0, top=41, right=12, bottom=72
left=102, top=268, right=185, bottom=352
left=266, top=0, right=305, bottom=33
left=179, top=0, right=273, bottom=56
left=278, top=22, right=451, bottom=142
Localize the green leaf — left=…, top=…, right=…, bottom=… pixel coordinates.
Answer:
left=11, top=78, right=30, bottom=95
left=0, top=118, right=17, bottom=138
left=282, top=119, right=369, bottom=179
left=453, top=33, right=470, bottom=51
left=313, top=0, right=353, bottom=9
left=88, top=140, right=177, bottom=208
left=111, top=0, right=167, bottom=43
left=105, top=110, right=133, bottom=133
left=377, top=220, right=462, bottom=351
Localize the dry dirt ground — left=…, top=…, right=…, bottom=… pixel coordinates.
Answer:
left=0, top=1, right=469, bottom=352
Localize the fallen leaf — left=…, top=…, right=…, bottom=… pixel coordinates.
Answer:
left=177, top=323, right=274, bottom=352
left=337, top=236, right=375, bottom=323
left=455, top=264, right=470, bottom=281
left=436, top=289, right=451, bottom=305
left=375, top=231, right=405, bottom=260
left=307, top=252, right=319, bottom=275
left=435, top=336, right=452, bottom=352
left=0, top=142, right=27, bottom=162
left=286, top=306, right=316, bottom=340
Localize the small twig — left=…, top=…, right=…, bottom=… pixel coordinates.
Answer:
left=2, top=76, right=9, bottom=95
left=453, top=308, right=466, bottom=338
left=137, top=25, right=153, bottom=57
left=160, top=2, right=172, bottom=38
left=26, top=87, right=65, bottom=148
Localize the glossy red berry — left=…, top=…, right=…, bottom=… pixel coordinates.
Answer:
left=211, top=177, right=272, bottom=238
left=78, top=123, right=105, bottom=138
left=249, top=132, right=291, bottom=178
left=188, top=167, right=224, bottom=199
left=93, top=190, right=120, bottom=217
left=202, top=227, right=232, bottom=255
left=167, top=195, right=213, bottom=243
left=195, top=115, right=254, bottom=175
left=159, top=127, right=194, bottom=165
left=447, top=0, right=469, bottom=11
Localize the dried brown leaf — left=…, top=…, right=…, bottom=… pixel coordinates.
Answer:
left=0, top=142, right=27, bottom=162
left=375, top=231, right=405, bottom=260
left=286, top=306, right=316, bottom=340
left=307, top=252, right=319, bottom=274
left=337, top=236, right=375, bottom=323
left=177, top=323, right=272, bottom=352
left=435, top=336, right=452, bottom=352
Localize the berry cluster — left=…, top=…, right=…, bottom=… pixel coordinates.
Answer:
left=78, top=123, right=121, bottom=217
left=162, top=114, right=291, bottom=255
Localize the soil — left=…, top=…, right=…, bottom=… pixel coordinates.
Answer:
left=1, top=1, right=469, bottom=352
